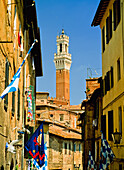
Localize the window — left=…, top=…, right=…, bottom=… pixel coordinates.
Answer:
left=60, top=114, right=64, bottom=121
left=107, top=71, right=110, bottom=91
left=79, top=144, right=81, bottom=152
left=117, top=58, right=121, bottom=81
left=119, top=106, right=122, bottom=134
left=119, top=164, right=122, bottom=170
left=113, top=0, right=120, bottom=31
left=108, top=111, right=113, bottom=141
left=17, top=88, right=20, bottom=120
left=101, top=115, right=106, bottom=138
left=106, top=17, right=109, bottom=44
left=74, top=144, right=76, bottom=152
left=65, top=44, right=67, bottom=52
left=65, top=143, right=67, bottom=154
left=106, top=10, right=112, bottom=44
left=12, top=92, right=15, bottom=116
left=102, top=27, right=105, bottom=52
left=104, top=75, right=107, bottom=95
left=109, top=10, right=112, bottom=40
left=50, top=114, right=53, bottom=117
left=69, top=143, right=71, bottom=155
left=74, top=118, right=76, bottom=128
left=95, top=100, right=99, bottom=119
left=110, top=66, right=114, bottom=88
left=60, top=43, right=62, bottom=52
left=4, top=58, right=9, bottom=109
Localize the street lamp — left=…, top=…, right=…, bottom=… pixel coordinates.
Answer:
left=112, top=129, right=121, bottom=144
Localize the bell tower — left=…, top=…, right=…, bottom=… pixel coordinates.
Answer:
left=54, top=29, right=72, bottom=104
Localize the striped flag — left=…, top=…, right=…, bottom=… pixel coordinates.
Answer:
left=87, top=150, right=96, bottom=170
left=99, top=133, right=115, bottom=170
left=0, top=39, right=38, bottom=99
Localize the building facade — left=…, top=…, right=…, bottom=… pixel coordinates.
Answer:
left=36, top=92, right=83, bottom=170
left=81, top=78, right=102, bottom=170
left=0, top=0, right=43, bottom=169
left=92, top=0, right=124, bottom=169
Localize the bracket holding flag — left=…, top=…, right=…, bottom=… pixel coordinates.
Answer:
left=25, top=122, right=45, bottom=168
left=0, top=39, right=38, bottom=100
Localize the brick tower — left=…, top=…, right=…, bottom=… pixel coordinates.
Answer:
left=54, top=29, right=72, bottom=104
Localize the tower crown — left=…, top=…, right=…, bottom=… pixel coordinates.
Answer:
left=54, top=29, right=72, bottom=70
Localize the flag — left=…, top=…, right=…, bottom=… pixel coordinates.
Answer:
left=18, top=31, right=21, bottom=48
left=99, top=133, right=115, bottom=170
left=27, top=90, right=33, bottom=122
left=41, top=143, right=48, bottom=170
left=87, top=150, right=96, bottom=170
left=0, top=39, right=38, bottom=99
left=25, top=123, right=45, bottom=168
left=33, top=143, right=47, bottom=170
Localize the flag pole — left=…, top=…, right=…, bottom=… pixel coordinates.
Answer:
left=0, top=39, right=38, bottom=100
left=20, top=39, right=38, bottom=68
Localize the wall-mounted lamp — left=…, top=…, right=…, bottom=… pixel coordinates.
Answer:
left=112, top=129, right=121, bottom=144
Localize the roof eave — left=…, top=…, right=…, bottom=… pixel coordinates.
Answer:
left=91, top=0, right=110, bottom=27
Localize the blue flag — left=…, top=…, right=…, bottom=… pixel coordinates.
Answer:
left=25, top=123, right=45, bottom=168
left=33, top=143, right=48, bottom=170
left=0, top=39, right=38, bottom=99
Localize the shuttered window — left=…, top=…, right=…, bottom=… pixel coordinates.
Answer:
left=118, top=106, right=122, bottom=134
left=117, top=58, right=121, bottom=81
left=107, top=71, right=110, bottom=91
left=111, top=66, right=114, bottom=88
left=17, top=88, right=20, bottom=120
left=65, top=143, right=67, bottom=154
left=109, top=10, right=112, bottom=40
left=108, top=111, right=113, bottom=141
left=102, top=27, right=105, bottom=52
left=12, top=92, right=15, bottom=115
left=106, top=17, right=109, bottom=44
left=101, top=115, right=106, bottom=138
left=106, top=10, right=112, bottom=44
left=74, top=144, right=76, bottom=152
left=69, top=143, right=71, bottom=155
left=113, top=0, right=120, bottom=31
left=4, top=58, right=9, bottom=108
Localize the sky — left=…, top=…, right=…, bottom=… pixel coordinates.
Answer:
left=35, top=0, right=102, bottom=105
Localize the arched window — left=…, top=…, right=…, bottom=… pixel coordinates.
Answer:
left=60, top=43, right=62, bottom=52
